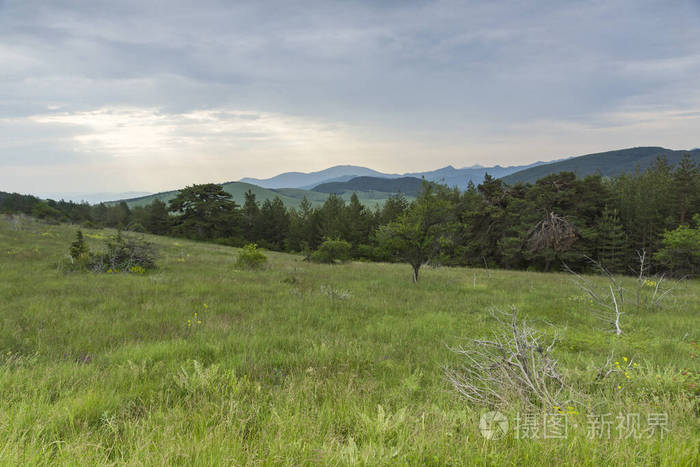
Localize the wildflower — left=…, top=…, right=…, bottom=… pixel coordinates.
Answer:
left=187, top=319, right=192, bottom=327
left=623, top=356, right=628, bottom=362
left=203, top=303, right=208, bottom=309
left=617, top=385, right=622, bottom=389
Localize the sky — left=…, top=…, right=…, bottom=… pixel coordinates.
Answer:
left=1, top=0, right=699, bottom=196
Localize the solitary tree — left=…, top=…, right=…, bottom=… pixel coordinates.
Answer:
left=377, top=183, right=453, bottom=282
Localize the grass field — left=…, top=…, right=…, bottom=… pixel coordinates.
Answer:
left=0, top=215, right=698, bottom=465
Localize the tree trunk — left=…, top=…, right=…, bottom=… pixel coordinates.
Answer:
left=412, top=264, right=420, bottom=283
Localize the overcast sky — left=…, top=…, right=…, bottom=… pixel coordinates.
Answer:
left=1, top=0, right=699, bottom=195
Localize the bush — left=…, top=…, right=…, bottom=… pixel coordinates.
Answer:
left=88, top=232, right=157, bottom=273
left=69, top=230, right=89, bottom=262
left=310, top=238, right=351, bottom=264
left=654, top=215, right=700, bottom=276
left=127, top=222, right=145, bottom=233
left=235, top=243, right=268, bottom=270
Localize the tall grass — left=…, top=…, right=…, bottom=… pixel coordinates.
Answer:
left=0, top=216, right=698, bottom=465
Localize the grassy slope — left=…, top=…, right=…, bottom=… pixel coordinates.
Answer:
left=120, top=182, right=407, bottom=210
left=0, top=217, right=698, bottom=465
left=501, top=147, right=700, bottom=185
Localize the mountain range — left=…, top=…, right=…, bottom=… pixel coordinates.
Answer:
left=110, top=146, right=698, bottom=209
left=240, top=161, right=550, bottom=190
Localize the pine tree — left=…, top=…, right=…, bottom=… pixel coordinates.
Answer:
left=69, top=230, right=89, bottom=262
left=597, top=206, right=628, bottom=273
left=242, top=189, right=261, bottom=241
left=672, top=154, right=699, bottom=225
left=346, top=193, right=370, bottom=247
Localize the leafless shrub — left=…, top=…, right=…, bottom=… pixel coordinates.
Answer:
left=445, top=309, right=568, bottom=408
left=565, top=252, right=682, bottom=337
left=564, top=258, right=625, bottom=336
left=594, top=352, right=636, bottom=382
left=632, top=249, right=682, bottom=311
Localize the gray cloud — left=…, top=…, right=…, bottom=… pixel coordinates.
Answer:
left=1, top=0, right=699, bottom=193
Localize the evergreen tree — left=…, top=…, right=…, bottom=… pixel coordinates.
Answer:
left=257, top=197, right=289, bottom=250
left=672, top=154, right=699, bottom=225
left=69, top=230, right=89, bottom=261
left=168, top=184, right=239, bottom=240
left=145, top=199, right=171, bottom=235
left=318, top=194, right=347, bottom=240
left=597, top=206, right=627, bottom=273
left=345, top=193, right=371, bottom=248
left=242, top=189, right=261, bottom=241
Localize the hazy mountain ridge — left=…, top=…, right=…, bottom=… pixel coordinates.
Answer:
left=241, top=161, right=549, bottom=191
left=239, top=165, right=400, bottom=189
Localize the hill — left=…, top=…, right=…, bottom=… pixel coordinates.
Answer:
left=239, top=165, right=399, bottom=189
left=115, top=182, right=305, bottom=209
left=501, top=147, right=700, bottom=184
left=116, top=181, right=413, bottom=210
left=312, top=176, right=425, bottom=196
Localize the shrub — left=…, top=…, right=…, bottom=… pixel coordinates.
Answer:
left=654, top=215, right=700, bottom=276
left=310, top=238, right=351, bottom=264
left=445, top=309, right=567, bottom=408
left=235, top=243, right=268, bottom=270
left=69, top=230, right=89, bottom=262
left=127, top=222, right=145, bottom=233
left=88, top=232, right=157, bottom=273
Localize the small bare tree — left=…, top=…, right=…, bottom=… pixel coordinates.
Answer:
left=564, top=258, right=625, bottom=336
left=445, top=309, right=568, bottom=408
left=632, top=249, right=682, bottom=311
left=566, top=252, right=683, bottom=337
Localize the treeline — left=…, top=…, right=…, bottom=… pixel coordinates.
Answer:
left=2, top=154, right=698, bottom=275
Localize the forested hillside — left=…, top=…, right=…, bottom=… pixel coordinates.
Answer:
left=313, top=176, right=425, bottom=196
left=502, top=147, right=700, bottom=184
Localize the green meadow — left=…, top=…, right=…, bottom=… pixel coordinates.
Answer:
left=0, top=216, right=698, bottom=465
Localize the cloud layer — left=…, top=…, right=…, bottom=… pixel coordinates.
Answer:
left=1, top=0, right=699, bottom=193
